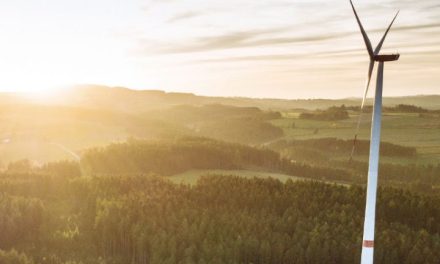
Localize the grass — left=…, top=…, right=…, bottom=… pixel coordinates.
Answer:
left=167, top=169, right=302, bottom=185
left=271, top=111, right=440, bottom=164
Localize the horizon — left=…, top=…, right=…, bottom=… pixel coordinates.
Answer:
left=1, top=84, right=440, bottom=101
left=0, top=0, right=439, bottom=98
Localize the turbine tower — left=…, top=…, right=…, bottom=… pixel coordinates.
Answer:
left=349, top=1, right=399, bottom=264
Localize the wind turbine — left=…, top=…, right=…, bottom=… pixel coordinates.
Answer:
left=349, top=1, right=399, bottom=264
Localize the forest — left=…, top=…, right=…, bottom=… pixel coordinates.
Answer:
left=345, top=104, right=432, bottom=113
left=79, top=137, right=353, bottom=183
left=299, top=105, right=350, bottom=121
left=0, top=136, right=438, bottom=263
left=1, top=171, right=440, bottom=264
left=82, top=137, right=440, bottom=191
left=270, top=138, right=417, bottom=157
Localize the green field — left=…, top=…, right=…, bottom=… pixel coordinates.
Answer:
left=271, top=111, right=440, bottom=164
left=168, top=169, right=302, bottom=185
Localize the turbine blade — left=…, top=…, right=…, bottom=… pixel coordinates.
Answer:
left=374, top=11, right=400, bottom=55
left=361, top=60, right=375, bottom=108
left=350, top=0, right=374, bottom=58
left=350, top=60, right=375, bottom=161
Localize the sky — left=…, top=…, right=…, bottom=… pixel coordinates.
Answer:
left=0, top=0, right=439, bottom=99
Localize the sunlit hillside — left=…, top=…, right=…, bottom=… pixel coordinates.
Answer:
left=0, top=87, right=439, bottom=263
left=1, top=86, right=439, bottom=165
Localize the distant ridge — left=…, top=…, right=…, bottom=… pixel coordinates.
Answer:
left=5, top=85, right=440, bottom=111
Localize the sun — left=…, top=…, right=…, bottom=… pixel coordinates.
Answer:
left=0, top=59, right=73, bottom=95
left=4, top=76, right=69, bottom=102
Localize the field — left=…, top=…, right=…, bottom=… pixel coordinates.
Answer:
left=271, top=111, right=440, bottom=165
left=168, top=169, right=302, bottom=185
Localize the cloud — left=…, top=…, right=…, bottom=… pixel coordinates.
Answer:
left=139, top=17, right=440, bottom=54
left=194, top=40, right=440, bottom=64
left=150, top=0, right=175, bottom=3
left=139, top=27, right=353, bottom=54
left=194, top=49, right=361, bottom=64
left=167, top=11, right=202, bottom=23
left=377, top=22, right=440, bottom=32
left=196, top=54, right=308, bottom=63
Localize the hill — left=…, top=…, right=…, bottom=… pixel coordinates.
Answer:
left=0, top=102, right=282, bottom=163
left=64, top=86, right=440, bottom=111
left=8, top=85, right=440, bottom=112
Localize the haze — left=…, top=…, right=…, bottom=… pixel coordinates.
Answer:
left=0, top=0, right=439, bottom=98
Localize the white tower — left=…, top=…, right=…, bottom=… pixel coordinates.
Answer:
left=349, top=1, right=400, bottom=263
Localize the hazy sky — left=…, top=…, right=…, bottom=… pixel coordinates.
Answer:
left=0, top=0, right=439, bottom=99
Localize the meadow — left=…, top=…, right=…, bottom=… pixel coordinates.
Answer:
left=168, top=169, right=301, bottom=185
left=271, top=110, right=440, bottom=164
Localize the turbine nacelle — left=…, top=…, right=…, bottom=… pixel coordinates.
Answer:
left=374, top=54, right=400, bottom=62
